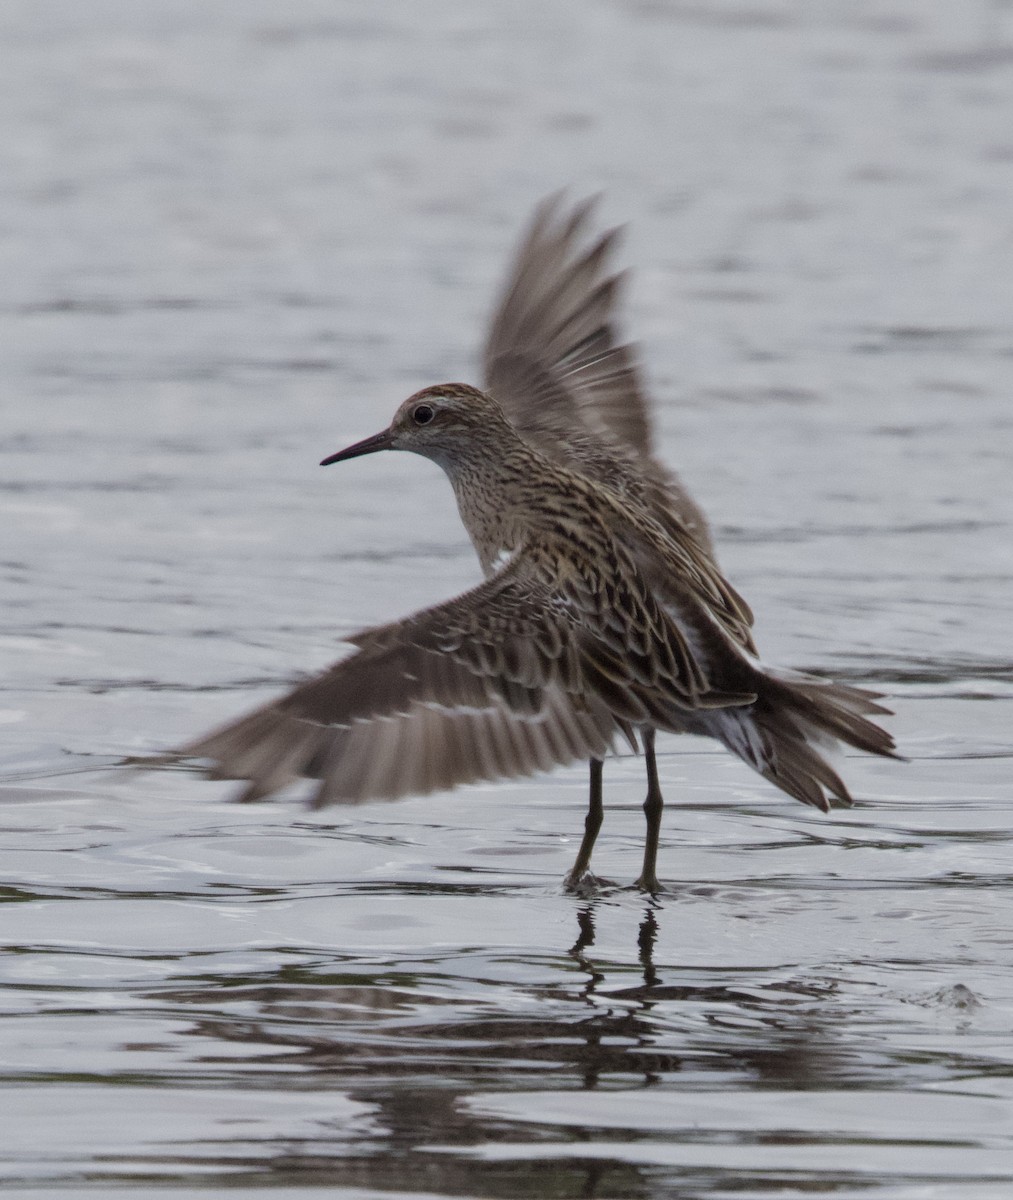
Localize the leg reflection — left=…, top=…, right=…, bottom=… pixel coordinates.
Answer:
left=638, top=906, right=659, bottom=989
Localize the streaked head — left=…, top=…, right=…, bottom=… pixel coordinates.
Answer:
left=320, top=383, right=510, bottom=470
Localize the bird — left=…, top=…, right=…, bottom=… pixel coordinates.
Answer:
left=177, top=196, right=898, bottom=892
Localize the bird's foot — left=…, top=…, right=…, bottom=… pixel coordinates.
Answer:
left=564, top=869, right=614, bottom=897
left=634, top=872, right=666, bottom=896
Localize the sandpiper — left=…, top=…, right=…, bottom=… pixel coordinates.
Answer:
left=180, top=197, right=898, bottom=892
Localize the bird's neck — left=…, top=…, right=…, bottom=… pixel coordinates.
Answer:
left=435, top=435, right=573, bottom=576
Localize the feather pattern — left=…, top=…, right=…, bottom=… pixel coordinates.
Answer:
left=484, top=193, right=723, bottom=565
left=174, top=196, right=900, bottom=889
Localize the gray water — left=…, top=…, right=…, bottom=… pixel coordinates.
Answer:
left=2, top=2, right=1013, bottom=1196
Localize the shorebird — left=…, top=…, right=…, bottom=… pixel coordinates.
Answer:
left=179, top=197, right=897, bottom=892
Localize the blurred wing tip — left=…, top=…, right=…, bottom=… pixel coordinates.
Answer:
left=533, top=189, right=615, bottom=241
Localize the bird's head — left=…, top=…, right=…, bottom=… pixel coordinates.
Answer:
left=320, top=383, right=510, bottom=471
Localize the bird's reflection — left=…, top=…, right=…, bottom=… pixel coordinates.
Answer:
left=570, top=903, right=596, bottom=957
left=152, top=897, right=850, bottom=1194
left=637, top=906, right=659, bottom=989
left=568, top=902, right=659, bottom=995
left=567, top=898, right=846, bottom=1091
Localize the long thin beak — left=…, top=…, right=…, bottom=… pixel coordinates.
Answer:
left=320, top=428, right=394, bottom=466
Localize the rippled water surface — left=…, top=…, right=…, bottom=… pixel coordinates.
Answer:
left=3, top=2, right=1013, bottom=1196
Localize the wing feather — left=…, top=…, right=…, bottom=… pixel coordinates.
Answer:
left=180, top=544, right=759, bottom=805
left=181, top=563, right=622, bottom=805
left=483, top=194, right=717, bottom=557
left=484, top=194, right=651, bottom=456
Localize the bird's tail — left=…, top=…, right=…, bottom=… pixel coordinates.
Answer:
left=691, top=667, right=900, bottom=812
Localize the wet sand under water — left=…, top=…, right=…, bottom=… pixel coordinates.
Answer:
left=2, top=2, right=1013, bottom=1197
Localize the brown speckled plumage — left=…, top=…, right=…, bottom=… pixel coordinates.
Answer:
left=180, top=198, right=898, bottom=892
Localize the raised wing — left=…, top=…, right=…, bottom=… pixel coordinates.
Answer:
left=483, top=193, right=716, bottom=556
left=484, top=193, right=652, bottom=455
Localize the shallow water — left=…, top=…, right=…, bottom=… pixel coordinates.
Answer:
left=2, top=1, right=1013, bottom=1196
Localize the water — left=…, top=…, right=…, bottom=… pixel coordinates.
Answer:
left=2, top=1, right=1013, bottom=1196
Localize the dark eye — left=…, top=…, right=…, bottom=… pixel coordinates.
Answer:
left=413, top=404, right=435, bottom=425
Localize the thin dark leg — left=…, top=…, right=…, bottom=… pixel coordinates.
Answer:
left=635, top=730, right=664, bottom=893
left=564, top=757, right=604, bottom=890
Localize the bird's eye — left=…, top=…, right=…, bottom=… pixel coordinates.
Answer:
left=413, top=404, right=435, bottom=425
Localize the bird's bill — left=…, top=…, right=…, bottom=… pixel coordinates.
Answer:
left=320, top=428, right=394, bottom=466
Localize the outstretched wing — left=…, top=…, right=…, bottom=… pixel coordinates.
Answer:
left=179, top=561, right=621, bottom=807
left=483, top=194, right=715, bottom=555
left=179, top=543, right=760, bottom=807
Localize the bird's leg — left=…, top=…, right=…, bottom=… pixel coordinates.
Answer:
left=635, top=730, right=664, bottom=893
left=564, top=757, right=604, bottom=890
